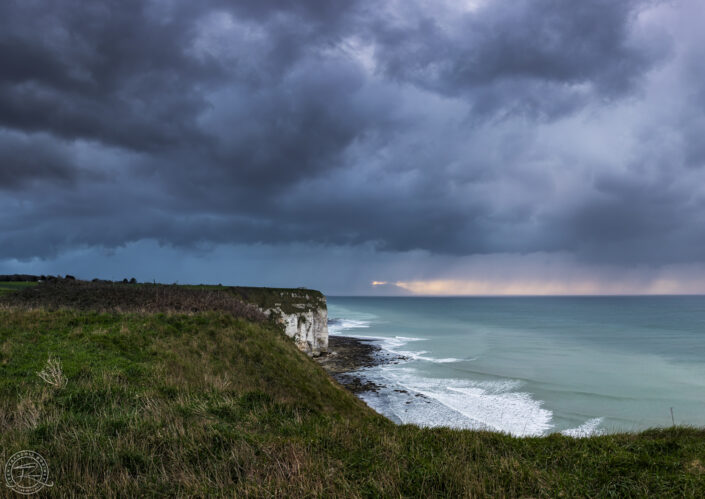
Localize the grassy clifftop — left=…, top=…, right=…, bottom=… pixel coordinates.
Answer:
left=0, top=283, right=703, bottom=496
left=194, top=285, right=327, bottom=314
left=1, top=279, right=326, bottom=315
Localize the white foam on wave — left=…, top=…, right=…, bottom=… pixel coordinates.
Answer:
left=378, top=335, right=425, bottom=352
left=377, top=336, right=464, bottom=364
left=397, top=351, right=463, bottom=364
left=330, top=317, right=464, bottom=364
left=431, top=357, right=464, bottom=363
left=561, top=418, right=604, bottom=438
left=361, top=366, right=553, bottom=437
left=328, top=318, right=371, bottom=335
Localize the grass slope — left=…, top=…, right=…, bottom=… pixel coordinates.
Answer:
left=0, top=287, right=703, bottom=496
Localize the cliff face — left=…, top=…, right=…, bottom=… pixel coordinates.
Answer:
left=265, top=303, right=328, bottom=356
left=228, top=287, right=328, bottom=356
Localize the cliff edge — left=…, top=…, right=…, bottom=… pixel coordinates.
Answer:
left=0, top=278, right=330, bottom=357
left=227, top=286, right=329, bottom=356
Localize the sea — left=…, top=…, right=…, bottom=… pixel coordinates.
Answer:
left=327, top=296, right=705, bottom=437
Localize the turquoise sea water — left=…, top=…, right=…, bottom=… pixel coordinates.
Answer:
left=327, top=296, right=705, bottom=437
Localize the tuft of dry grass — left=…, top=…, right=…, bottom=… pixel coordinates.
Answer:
left=688, top=459, right=705, bottom=475
left=37, top=355, right=68, bottom=388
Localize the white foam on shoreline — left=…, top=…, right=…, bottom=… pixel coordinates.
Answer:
left=359, top=389, right=492, bottom=431
left=361, top=367, right=553, bottom=436
left=561, top=418, right=604, bottom=438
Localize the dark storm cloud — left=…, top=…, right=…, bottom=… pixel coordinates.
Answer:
left=0, top=131, right=77, bottom=189
left=0, top=0, right=702, bottom=268
left=371, top=0, right=669, bottom=118
left=0, top=0, right=220, bottom=150
left=549, top=167, right=705, bottom=264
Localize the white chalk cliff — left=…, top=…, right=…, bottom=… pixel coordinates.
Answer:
left=262, top=295, right=328, bottom=356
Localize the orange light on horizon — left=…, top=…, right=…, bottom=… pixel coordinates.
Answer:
left=389, top=278, right=705, bottom=296
left=371, top=281, right=388, bottom=286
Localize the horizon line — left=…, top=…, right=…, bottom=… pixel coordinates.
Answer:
left=327, top=293, right=705, bottom=298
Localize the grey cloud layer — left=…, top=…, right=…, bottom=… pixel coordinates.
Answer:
left=372, top=0, right=669, bottom=118
left=1, top=0, right=702, bottom=265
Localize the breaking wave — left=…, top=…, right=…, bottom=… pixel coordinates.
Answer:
left=561, top=418, right=604, bottom=438
left=359, top=366, right=553, bottom=437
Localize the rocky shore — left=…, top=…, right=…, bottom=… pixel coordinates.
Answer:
left=315, top=335, right=405, bottom=394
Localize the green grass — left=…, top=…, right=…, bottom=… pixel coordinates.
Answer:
left=0, top=305, right=704, bottom=496
left=0, top=281, right=37, bottom=295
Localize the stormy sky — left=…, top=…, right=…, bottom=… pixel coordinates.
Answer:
left=2, top=0, right=705, bottom=295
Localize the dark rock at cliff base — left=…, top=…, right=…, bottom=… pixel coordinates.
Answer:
left=316, top=335, right=406, bottom=395
left=316, top=336, right=382, bottom=374
left=335, top=374, right=383, bottom=394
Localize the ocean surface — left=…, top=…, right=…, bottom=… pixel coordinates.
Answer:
left=327, top=296, right=705, bottom=437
